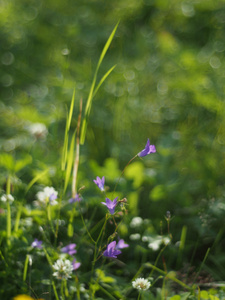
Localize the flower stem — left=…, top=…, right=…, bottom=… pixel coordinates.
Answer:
left=113, top=155, right=137, bottom=194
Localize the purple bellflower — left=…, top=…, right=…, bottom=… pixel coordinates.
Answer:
left=72, top=258, right=81, bottom=270
left=93, top=176, right=105, bottom=192
left=31, top=238, right=43, bottom=249
left=103, top=241, right=122, bottom=258
left=61, top=243, right=77, bottom=256
left=116, top=239, right=129, bottom=249
left=101, top=197, right=118, bottom=214
left=138, top=138, right=156, bottom=157
left=69, top=194, right=82, bottom=204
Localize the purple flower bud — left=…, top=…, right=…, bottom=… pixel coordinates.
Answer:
left=116, top=239, right=129, bottom=249
left=31, top=238, right=43, bottom=249
left=61, top=243, right=77, bottom=256
left=138, top=139, right=156, bottom=157
left=72, top=258, right=81, bottom=270
left=69, top=194, right=82, bottom=204
left=93, top=176, right=105, bottom=192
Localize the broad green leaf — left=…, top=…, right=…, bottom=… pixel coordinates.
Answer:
left=0, top=153, right=14, bottom=172
left=14, top=155, right=32, bottom=172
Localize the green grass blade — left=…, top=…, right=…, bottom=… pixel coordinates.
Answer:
left=80, top=22, right=119, bottom=145
left=25, top=168, right=49, bottom=194
left=93, top=65, right=116, bottom=98
left=96, top=21, right=119, bottom=71
left=23, top=254, right=29, bottom=282
left=63, top=129, right=76, bottom=194
left=61, top=88, right=76, bottom=170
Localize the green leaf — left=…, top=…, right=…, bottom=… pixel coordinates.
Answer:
left=169, top=296, right=181, bottom=300
left=0, top=153, right=14, bottom=172
left=14, top=155, right=32, bottom=172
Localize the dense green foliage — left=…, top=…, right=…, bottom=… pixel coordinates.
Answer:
left=1, top=0, right=225, bottom=299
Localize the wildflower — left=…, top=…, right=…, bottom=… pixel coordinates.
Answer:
left=148, top=240, right=161, bottom=251
left=26, top=122, right=48, bottom=139
left=72, top=258, right=81, bottom=270
left=138, top=138, right=156, bottom=157
left=116, top=239, right=129, bottom=249
left=31, top=239, right=43, bottom=249
left=103, top=241, right=122, bottom=258
left=93, top=176, right=105, bottom=191
left=61, top=243, right=77, bottom=256
left=52, top=258, right=73, bottom=280
left=1, top=193, right=14, bottom=204
left=101, top=197, right=118, bottom=214
left=36, top=186, right=58, bottom=205
left=132, top=278, right=151, bottom=291
left=129, top=233, right=141, bottom=241
left=130, top=216, right=143, bottom=228
left=69, top=193, right=82, bottom=203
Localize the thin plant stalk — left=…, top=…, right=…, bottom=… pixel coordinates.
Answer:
left=145, top=263, right=192, bottom=291
left=14, top=204, right=22, bottom=232
left=72, top=98, right=82, bottom=198
left=47, top=203, right=55, bottom=236
left=52, top=280, right=60, bottom=300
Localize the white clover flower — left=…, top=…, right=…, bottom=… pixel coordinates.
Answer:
left=129, top=233, right=141, bottom=241
left=52, top=258, right=73, bottom=280
left=27, top=122, right=48, bottom=138
left=36, top=186, right=58, bottom=206
left=132, top=278, right=151, bottom=291
left=130, top=217, right=143, bottom=228
left=148, top=240, right=161, bottom=251
left=1, top=194, right=14, bottom=204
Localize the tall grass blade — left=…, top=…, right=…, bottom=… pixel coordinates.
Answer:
left=61, top=88, right=76, bottom=171
left=23, top=254, right=29, bottom=282
left=25, top=168, right=49, bottom=194
left=93, top=65, right=116, bottom=98
left=80, top=22, right=119, bottom=145
left=176, top=225, right=187, bottom=268
left=63, top=129, right=76, bottom=194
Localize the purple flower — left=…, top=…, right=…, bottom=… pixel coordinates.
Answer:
left=93, top=176, right=105, bottom=192
left=116, top=239, right=129, bottom=249
left=103, top=241, right=122, bottom=258
left=61, top=243, right=77, bottom=256
left=69, top=194, right=82, bottom=204
left=31, top=238, right=43, bottom=249
left=101, top=197, right=118, bottom=214
left=138, top=139, right=156, bottom=157
left=72, top=258, right=81, bottom=270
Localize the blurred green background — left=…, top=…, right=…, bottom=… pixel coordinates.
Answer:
left=1, top=0, right=225, bottom=279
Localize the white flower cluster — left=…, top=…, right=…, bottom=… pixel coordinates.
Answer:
left=130, top=217, right=143, bottom=228
left=142, top=235, right=170, bottom=251
left=26, top=122, right=48, bottom=139
left=36, top=186, right=58, bottom=206
left=1, top=194, right=14, bottom=204
left=132, top=278, right=151, bottom=291
left=52, top=258, right=73, bottom=280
